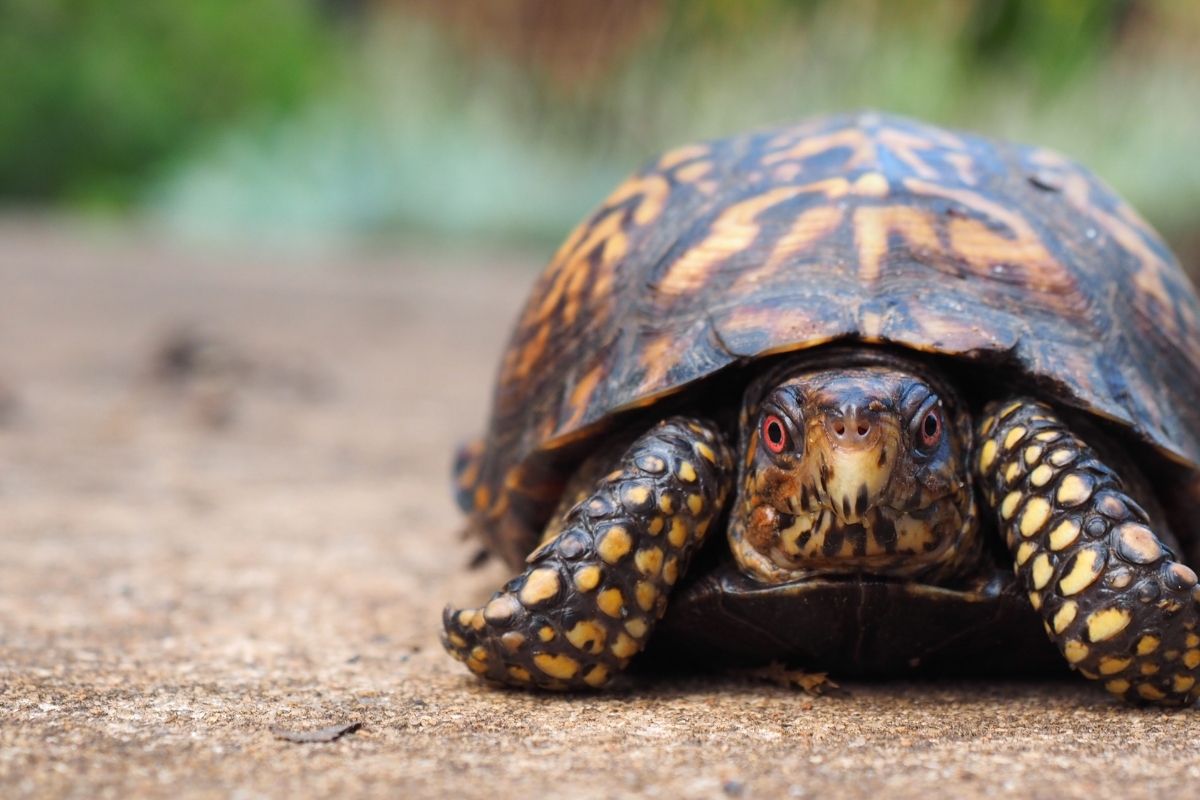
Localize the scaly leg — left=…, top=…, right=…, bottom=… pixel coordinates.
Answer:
left=976, top=399, right=1200, bottom=705
left=442, top=417, right=734, bottom=689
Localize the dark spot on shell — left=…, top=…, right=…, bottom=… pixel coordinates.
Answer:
left=822, top=526, right=846, bottom=557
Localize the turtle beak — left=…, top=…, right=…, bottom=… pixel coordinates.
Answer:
left=812, top=405, right=898, bottom=524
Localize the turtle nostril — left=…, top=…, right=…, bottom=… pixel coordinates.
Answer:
left=857, top=422, right=870, bottom=437
left=833, top=421, right=846, bottom=436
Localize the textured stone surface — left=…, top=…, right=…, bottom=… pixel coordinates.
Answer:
left=1, top=223, right=1197, bottom=799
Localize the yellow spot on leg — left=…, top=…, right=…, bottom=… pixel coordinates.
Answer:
left=1086, top=608, right=1132, bottom=642
left=1000, top=492, right=1021, bottom=520
left=686, top=494, right=704, bottom=515
left=1098, top=656, right=1131, bottom=675
left=1020, top=498, right=1051, bottom=537
left=533, top=652, right=580, bottom=680
left=635, top=581, right=658, bottom=612
left=625, top=618, right=648, bottom=638
left=507, top=666, right=532, bottom=682
left=1137, top=683, right=1166, bottom=701
left=520, top=568, right=561, bottom=606
left=1056, top=473, right=1094, bottom=507
left=1063, top=640, right=1089, bottom=663
left=611, top=632, right=639, bottom=658
left=1184, top=649, right=1200, bottom=669
left=1048, top=519, right=1080, bottom=551
left=635, top=547, right=664, bottom=577
left=1015, top=541, right=1036, bottom=566
left=583, top=665, right=609, bottom=687
left=565, top=620, right=607, bottom=654
left=1029, top=465, right=1054, bottom=487
left=1052, top=601, right=1077, bottom=634
left=1003, top=426, right=1027, bottom=450
left=668, top=518, right=689, bottom=548
left=484, top=595, right=521, bottom=622
left=1030, top=554, right=1054, bottom=590
left=979, top=440, right=998, bottom=472
left=574, top=565, right=602, bottom=592
left=597, top=588, right=624, bottom=618
left=623, top=485, right=651, bottom=507
left=598, top=526, right=633, bottom=564
left=1137, top=635, right=1160, bottom=655
left=1058, top=549, right=1104, bottom=595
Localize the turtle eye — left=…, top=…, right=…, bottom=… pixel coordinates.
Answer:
left=918, top=406, right=943, bottom=451
left=762, top=414, right=789, bottom=454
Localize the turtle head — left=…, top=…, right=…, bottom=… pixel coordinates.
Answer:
left=730, top=363, right=980, bottom=583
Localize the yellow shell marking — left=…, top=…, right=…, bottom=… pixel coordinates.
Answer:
left=1015, top=541, right=1036, bottom=566
left=979, top=440, right=998, bottom=472
left=677, top=461, right=697, bottom=482
left=1173, top=674, right=1196, bottom=693
left=1058, top=549, right=1103, bottom=595
left=659, top=495, right=675, bottom=514
left=1019, top=498, right=1051, bottom=538
left=1004, top=463, right=1021, bottom=483
left=533, top=652, right=580, bottom=680
left=663, top=556, right=680, bottom=585
left=1105, top=679, right=1131, bottom=695
left=625, top=618, right=648, bottom=638
left=574, top=565, right=602, bottom=592
left=508, top=666, right=532, bottom=682
left=598, top=526, right=633, bottom=564
left=1086, top=608, right=1131, bottom=642
left=538, top=626, right=556, bottom=642
left=648, top=516, right=665, bottom=535
left=1184, top=649, right=1200, bottom=669
left=520, top=568, right=561, bottom=606
left=686, top=494, right=704, bottom=515
left=1023, top=445, right=1043, bottom=466
left=1048, top=519, right=1080, bottom=551
left=1052, top=601, right=1077, bottom=633
left=695, top=442, right=717, bottom=463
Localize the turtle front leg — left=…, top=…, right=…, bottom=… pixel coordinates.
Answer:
left=442, top=417, right=735, bottom=690
left=976, top=399, right=1200, bottom=705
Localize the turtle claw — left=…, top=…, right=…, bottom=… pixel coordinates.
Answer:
left=737, top=662, right=844, bottom=696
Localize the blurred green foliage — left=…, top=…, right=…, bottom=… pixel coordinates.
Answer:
left=0, top=0, right=333, bottom=205
left=2, top=0, right=1199, bottom=262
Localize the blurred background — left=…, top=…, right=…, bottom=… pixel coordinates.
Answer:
left=2, top=0, right=1199, bottom=267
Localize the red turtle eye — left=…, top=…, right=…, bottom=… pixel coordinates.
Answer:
left=919, top=407, right=942, bottom=450
left=762, top=414, right=789, bottom=454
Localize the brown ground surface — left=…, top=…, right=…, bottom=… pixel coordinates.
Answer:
left=2, top=221, right=1199, bottom=800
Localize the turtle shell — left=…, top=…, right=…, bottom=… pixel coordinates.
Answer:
left=468, top=112, right=1200, bottom=566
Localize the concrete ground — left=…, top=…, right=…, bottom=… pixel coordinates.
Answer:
left=1, top=222, right=1198, bottom=799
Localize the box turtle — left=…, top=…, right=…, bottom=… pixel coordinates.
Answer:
left=442, top=112, right=1200, bottom=705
